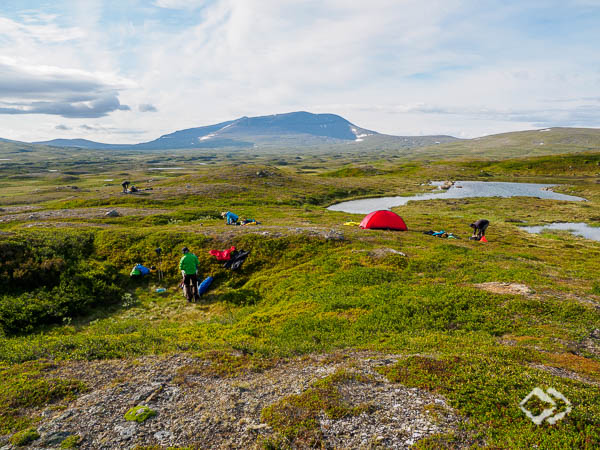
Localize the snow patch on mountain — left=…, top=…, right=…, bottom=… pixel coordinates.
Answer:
left=351, top=127, right=373, bottom=142
left=198, top=123, right=236, bottom=141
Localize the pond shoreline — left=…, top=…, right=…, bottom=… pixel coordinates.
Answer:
left=520, top=222, right=600, bottom=242
left=328, top=180, right=586, bottom=214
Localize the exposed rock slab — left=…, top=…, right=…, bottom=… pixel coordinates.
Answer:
left=474, top=282, right=534, bottom=296
left=35, top=352, right=464, bottom=449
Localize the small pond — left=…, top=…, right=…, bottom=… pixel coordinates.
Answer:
left=148, top=167, right=186, bottom=170
left=520, top=222, right=600, bottom=242
left=328, top=181, right=586, bottom=214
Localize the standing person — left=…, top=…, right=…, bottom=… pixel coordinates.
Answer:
left=121, top=180, right=130, bottom=193
left=221, top=211, right=239, bottom=225
left=179, top=247, right=200, bottom=302
left=470, top=219, right=490, bottom=240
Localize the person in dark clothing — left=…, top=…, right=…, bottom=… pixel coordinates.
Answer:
left=122, top=180, right=130, bottom=193
left=179, top=246, right=200, bottom=302
left=470, top=219, right=489, bottom=240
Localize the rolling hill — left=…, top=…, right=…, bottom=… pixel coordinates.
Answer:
left=410, top=127, right=600, bottom=160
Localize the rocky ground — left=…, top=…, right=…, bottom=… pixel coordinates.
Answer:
left=2, top=351, right=465, bottom=449
left=0, top=208, right=172, bottom=223
left=475, top=281, right=600, bottom=310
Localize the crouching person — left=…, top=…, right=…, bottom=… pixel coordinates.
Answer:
left=221, top=211, right=239, bottom=225
left=179, top=246, right=200, bottom=302
left=130, top=263, right=150, bottom=278
left=470, top=219, right=489, bottom=240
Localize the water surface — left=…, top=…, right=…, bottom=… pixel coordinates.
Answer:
left=520, top=223, right=600, bottom=242
left=148, top=167, right=186, bottom=170
left=328, top=181, right=585, bottom=214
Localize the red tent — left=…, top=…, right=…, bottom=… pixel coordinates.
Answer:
left=359, top=210, right=407, bottom=231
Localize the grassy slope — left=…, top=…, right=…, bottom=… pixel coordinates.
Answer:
left=0, top=147, right=599, bottom=447
left=411, top=127, right=600, bottom=161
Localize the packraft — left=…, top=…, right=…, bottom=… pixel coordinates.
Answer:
left=209, top=246, right=236, bottom=261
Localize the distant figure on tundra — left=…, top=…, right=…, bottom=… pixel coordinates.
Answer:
left=470, top=219, right=489, bottom=240
left=221, top=211, right=239, bottom=225
left=121, top=180, right=130, bottom=193
left=179, top=247, right=200, bottom=302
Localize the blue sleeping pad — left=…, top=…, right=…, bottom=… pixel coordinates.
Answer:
left=198, top=276, right=213, bottom=296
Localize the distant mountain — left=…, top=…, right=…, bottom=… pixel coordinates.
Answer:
left=32, top=138, right=129, bottom=150
left=33, top=111, right=459, bottom=150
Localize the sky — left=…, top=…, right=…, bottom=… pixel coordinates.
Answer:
left=0, top=0, right=599, bottom=143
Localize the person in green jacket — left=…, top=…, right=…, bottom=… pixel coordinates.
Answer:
left=179, top=246, right=200, bottom=302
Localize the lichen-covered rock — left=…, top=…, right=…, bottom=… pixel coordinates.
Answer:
left=114, top=423, right=136, bottom=439
left=124, top=405, right=157, bottom=423
left=153, top=430, right=173, bottom=441
left=368, top=247, right=407, bottom=259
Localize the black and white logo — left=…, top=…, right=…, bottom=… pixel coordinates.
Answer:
left=520, top=387, right=572, bottom=425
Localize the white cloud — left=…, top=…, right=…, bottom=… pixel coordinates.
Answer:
left=0, top=57, right=133, bottom=118
left=132, top=0, right=464, bottom=130
left=153, top=0, right=205, bottom=9
left=0, top=1, right=599, bottom=142
left=139, top=103, right=158, bottom=112
left=75, top=123, right=143, bottom=135
left=0, top=14, right=85, bottom=43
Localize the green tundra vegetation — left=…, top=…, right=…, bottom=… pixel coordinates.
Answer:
left=0, top=135, right=599, bottom=448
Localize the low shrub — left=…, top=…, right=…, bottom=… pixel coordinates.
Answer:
left=0, top=260, right=123, bottom=335
left=220, top=288, right=261, bottom=306
left=0, top=361, right=86, bottom=434
left=9, top=428, right=40, bottom=446
left=60, top=434, right=81, bottom=448
left=261, top=370, right=373, bottom=447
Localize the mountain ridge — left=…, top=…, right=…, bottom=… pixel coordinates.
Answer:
left=32, top=111, right=458, bottom=150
